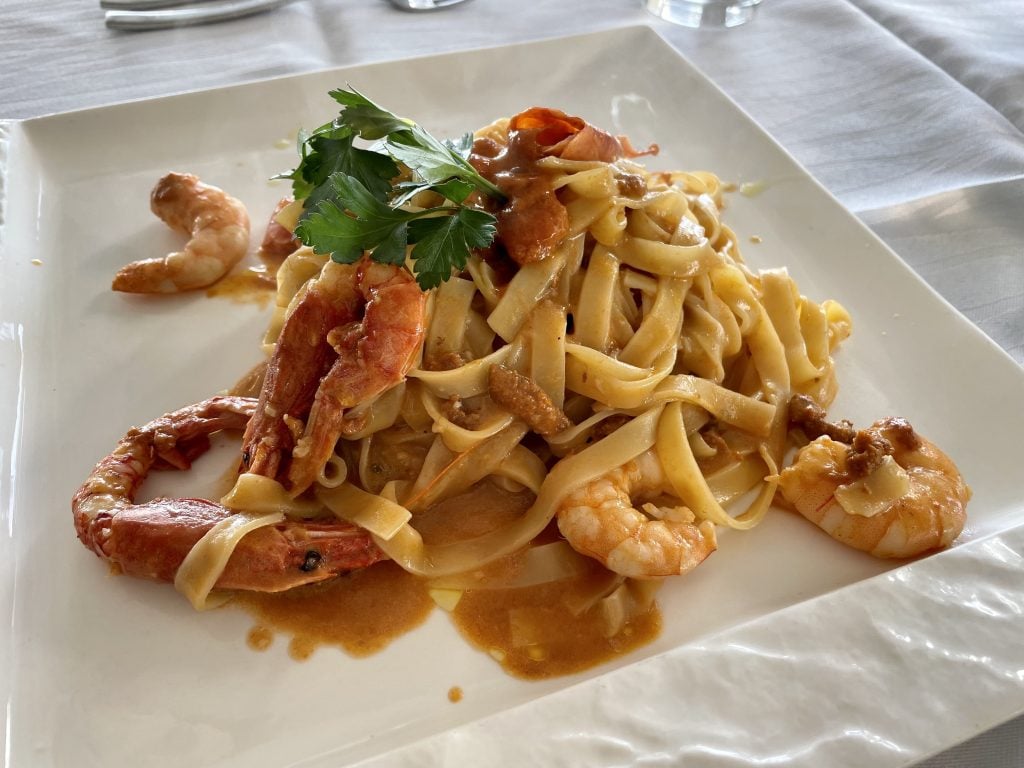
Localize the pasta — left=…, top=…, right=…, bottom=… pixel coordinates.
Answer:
left=195, top=111, right=852, bottom=599
left=75, top=102, right=969, bottom=675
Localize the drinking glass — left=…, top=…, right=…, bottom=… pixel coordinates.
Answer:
left=644, top=0, right=762, bottom=28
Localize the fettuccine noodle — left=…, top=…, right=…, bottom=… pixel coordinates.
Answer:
left=180, top=108, right=851, bottom=605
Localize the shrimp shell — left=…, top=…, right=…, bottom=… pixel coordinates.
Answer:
left=287, top=259, right=426, bottom=495
left=72, top=396, right=384, bottom=592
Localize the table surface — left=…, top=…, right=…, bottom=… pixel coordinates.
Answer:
left=2, top=0, right=1023, bottom=765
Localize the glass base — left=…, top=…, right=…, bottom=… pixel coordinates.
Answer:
left=644, top=0, right=762, bottom=28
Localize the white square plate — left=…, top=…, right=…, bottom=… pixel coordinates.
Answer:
left=2, top=25, right=1023, bottom=768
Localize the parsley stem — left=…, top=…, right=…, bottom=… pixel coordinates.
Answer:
left=475, top=175, right=507, bottom=204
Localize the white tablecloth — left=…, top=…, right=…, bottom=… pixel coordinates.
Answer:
left=3, top=0, right=1023, bottom=764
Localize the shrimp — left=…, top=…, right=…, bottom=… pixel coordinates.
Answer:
left=72, top=396, right=384, bottom=592
left=508, top=107, right=658, bottom=162
left=287, top=259, right=426, bottom=495
left=241, top=260, right=363, bottom=479
left=112, top=172, right=250, bottom=293
left=470, top=107, right=657, bottom=266
left=557, top=450, right=718, bottom=579
left=778, top=413, right=971, bottom=558
left=258, top=197, right=301, bottom=264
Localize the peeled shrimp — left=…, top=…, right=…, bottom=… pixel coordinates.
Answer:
left=557, top=450, right=718, bottom=579
left=112, top=172, right=250, bottom=293
left=72, top=396, right=384, bottom=592
left=287, top=259, right=426, bottom=494
left=778, top=416, right=970, bottom=558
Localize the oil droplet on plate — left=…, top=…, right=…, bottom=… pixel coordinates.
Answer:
left=247, top=626, right=274, bottom=652
left=289, top=636, right=317, bottom=661
left=447, top=686, right=463, bottom=703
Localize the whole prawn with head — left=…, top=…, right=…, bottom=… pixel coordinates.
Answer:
left=241, top=256, right=427, bottom=495
left=72, top=396, right=385, bottom=592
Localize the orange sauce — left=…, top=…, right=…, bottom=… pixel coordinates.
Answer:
left=449, top=564, right=661, bottom=680
left=233, top=481, right=663, bottom=677
left=247, top=626, right=273, bottom=651
left=205, top=266, right=275, bottom=307
left=234, top=561, right=434, bottom=660
left=413, top=481, right=535, bottom=545
left=447, top=686, right=463, bottom=703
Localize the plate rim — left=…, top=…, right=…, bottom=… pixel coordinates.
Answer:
left=3, top=23, right=1024, bottom=768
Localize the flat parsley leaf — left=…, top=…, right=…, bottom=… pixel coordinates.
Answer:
left=279, top=88, right=504, bottom=289
left=329, top=89, right=412, bottom=140
left=330, top=88, right=502, bottom=200
left=385, top=130, right=488, bottom=191
left=302, top=133, right=398, bottom=209
left=294, top=200, right=366, bottom=263
left=444, top=132, right=475, bottom=159
left=392, top=178, right=476, bottom=207
left=296, top=173, right=416, bottom=262
left=408, top=208, right=498, bottom=289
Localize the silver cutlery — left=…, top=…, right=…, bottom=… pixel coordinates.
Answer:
left=387, top=0, right=473, bottom=10
left=102, top=0, right=224, bottom=9
left=105, top=0, right=297, bottom=30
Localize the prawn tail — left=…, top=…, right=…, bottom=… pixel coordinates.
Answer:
left=112, top=258, right=180, bottom=294
left=695, top=519, right=718, bottom=561
left=72, top=437, right=154, bottom=556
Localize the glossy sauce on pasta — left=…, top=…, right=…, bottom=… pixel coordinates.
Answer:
left=471, top=120, right=569, bottom=266
left=413, top=480, right=535, bottom=545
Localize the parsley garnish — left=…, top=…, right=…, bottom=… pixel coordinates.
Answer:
left=279, top=88, right=505, bottom=290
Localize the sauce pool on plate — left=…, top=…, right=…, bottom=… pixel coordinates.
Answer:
left=231, top=481, right=663, bottom=677
left=234, top=561, right=434, bottom=660
left=449, top=566, right=662, bottom=680
left=205, top=265, right=275, bottom=306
